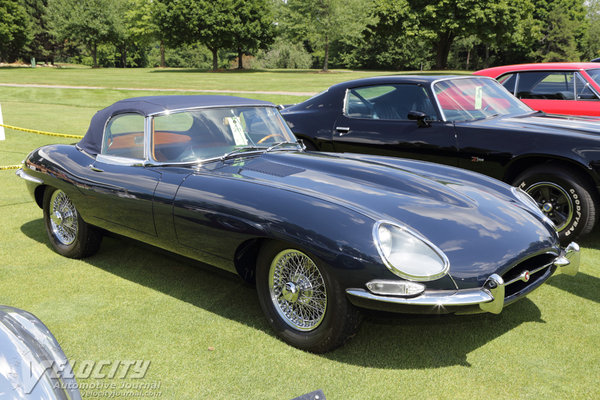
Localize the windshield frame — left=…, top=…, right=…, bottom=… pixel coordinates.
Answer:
left=431, top=76, right=533, bottom=122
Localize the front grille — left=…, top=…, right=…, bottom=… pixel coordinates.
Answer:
left=502, top=253, right=557, bottom=299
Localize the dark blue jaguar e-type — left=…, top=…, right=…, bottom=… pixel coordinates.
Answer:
left=17, top=96, right=579, bottom=353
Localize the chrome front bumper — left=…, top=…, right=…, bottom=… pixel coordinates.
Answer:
left=346, top=242, right=580, bottom=315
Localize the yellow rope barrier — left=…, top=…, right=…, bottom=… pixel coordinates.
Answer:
left=0, top=165, right=21, bottom=171
left=0, top=123, right=82, bottom=170
left=0, top=123, right=83, bottom=139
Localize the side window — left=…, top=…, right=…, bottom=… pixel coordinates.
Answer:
left=575, top=72, right=599, bottom=100
left=345, top=84, right=435, bottom=120
left=498, top=73, right=516, bottom=94
left=516, top=71, right=575, bottom=100
left=101, top=113, right=145, bottom=159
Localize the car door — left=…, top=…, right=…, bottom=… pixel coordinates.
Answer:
left=84, top=113, right=161, bottom=238
left=331, top=83, right=458, bottom=166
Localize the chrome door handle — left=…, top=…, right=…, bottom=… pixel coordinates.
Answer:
left=336, top=126, right=350, bottom=135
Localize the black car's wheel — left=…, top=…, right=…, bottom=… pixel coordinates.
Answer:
left=256, top=241, right=362, bottom=353
left=513, top=165, right=597, bottom=243
left=43, top=187, right=102, bottom=258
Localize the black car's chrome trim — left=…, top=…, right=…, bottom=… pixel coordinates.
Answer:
left=372, top=220, right=450, bottom=282
left=346, top=287, right=494, bottom=307
left=348, top=243, right=580, bottom=314
left=16, top=168, right=43, bottom=184
left=147, top=104, right=279, bottom=117
left=95, top=153, right=144, bottom=166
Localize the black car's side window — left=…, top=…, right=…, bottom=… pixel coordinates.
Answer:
left=345, top=84, right=435, bottom=120
left=101, top=113, right=145, bottom=159
left=498, top=73, right=517, bottom=95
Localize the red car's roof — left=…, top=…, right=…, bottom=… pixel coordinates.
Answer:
left=475, top=62, right=600, bottom=77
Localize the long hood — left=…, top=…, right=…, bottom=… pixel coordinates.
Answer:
left=472, top=113, right=600, bottom=138
left=220, top=151, right=558, bottom=284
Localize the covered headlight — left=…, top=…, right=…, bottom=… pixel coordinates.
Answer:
left=511, top=186, right=555, bottom=228
left=373, top=221, right=450, bottom=281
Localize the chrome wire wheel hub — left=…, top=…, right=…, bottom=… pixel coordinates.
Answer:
left=49, top=190, right=78, bottom=245
left=526, top=182, right=573, bottom=232
left=268, top=250, right=327, bottom=331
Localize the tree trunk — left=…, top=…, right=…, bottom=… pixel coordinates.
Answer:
left=237, top=48, right=243, bottom=69
left=322, top=35, right=329, bottom=72
left=434, top=31, right=454, bottom=70
left=211, top=47, right=218, bottom=71
left=122, top=46, right=127, bottom=68
left=92, top=42, right=98, bottom=68
left=160, top=40, right=166, bottom=68
left=466, top=48, right=470, bottom=70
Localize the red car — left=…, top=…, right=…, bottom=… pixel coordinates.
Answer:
left=474, top=63, right=600, bottom=117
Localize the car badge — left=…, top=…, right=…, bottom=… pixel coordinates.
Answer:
left=520, top=270, right=531, bottom=282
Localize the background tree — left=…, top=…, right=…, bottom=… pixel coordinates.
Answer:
left=346, top=0, right=426, bottom=70
left=406, top=0, right=532, bottom=69
left=585, top=0, right=600, bottom=60
left=24, top=0, right=57, bottom=64
left=282, top=0, right=375, bottom=71
left=0, top=0, right=32, bottom=62
left=47, top=0, right=119, bottom=67
left=192, top=0, right=235, bottom=70
left=230, top=0, right=275, bottom=69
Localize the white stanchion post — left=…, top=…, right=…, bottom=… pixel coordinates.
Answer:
left=0, top=104, right=5, bottom=140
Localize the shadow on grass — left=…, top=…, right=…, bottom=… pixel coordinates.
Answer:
left=547, top=273, right=599, bottom=304
left=577, top=227, right=600, bottom=250
left=22, top=218, right=543, bottom=369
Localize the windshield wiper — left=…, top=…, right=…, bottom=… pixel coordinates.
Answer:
left=265, top=141, right=301, bottom=152
left=220, top=146, right=266, bottom=161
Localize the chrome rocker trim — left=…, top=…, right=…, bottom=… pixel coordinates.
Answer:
left=16, top=168, right=43, bottom=184
left=346, top=242, right=580, bottom=315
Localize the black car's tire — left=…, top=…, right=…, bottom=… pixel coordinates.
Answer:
left=43, top=187, right=102, bottom=258
left=256, top=241, right=362, bottom=353
left=513, top=165, right=597, bottom=244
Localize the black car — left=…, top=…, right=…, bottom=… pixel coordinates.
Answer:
left=281, top=75, right=600, bottom=243
left=17, top=95, right=579, bottom=352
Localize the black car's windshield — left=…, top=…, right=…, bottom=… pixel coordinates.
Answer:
left=433, top=77, right=532, bottom=122
left=151, top=106, right=297, bottom=163
left=586, top=69, right=600, bottom=86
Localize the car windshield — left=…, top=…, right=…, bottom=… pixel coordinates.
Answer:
left=433, top=77, right=532, bottom=122
left=586, top=69, right=600, bottom=86
left=151, top=106, right=297, bottom=163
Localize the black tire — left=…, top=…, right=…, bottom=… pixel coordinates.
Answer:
left=513, top=165, right=598, bottom=244
left=256, top=241, right=362, bottom=353
left=43, top=187, right=102, bottom=258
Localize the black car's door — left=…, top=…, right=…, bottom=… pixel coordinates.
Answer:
left=86, top=157, right=161, bottom=238
left=332, top=83, right=458, bottom=166
left=82, top=112, right=160, bottom=239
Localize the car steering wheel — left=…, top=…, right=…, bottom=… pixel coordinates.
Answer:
left=257, top=134, right=284, bottom=144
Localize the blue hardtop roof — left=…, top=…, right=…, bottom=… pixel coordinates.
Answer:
left=78, top=95, right=275, bottom=156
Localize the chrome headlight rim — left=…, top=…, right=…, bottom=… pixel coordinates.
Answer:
left=372, top=220, right=450, bottom=282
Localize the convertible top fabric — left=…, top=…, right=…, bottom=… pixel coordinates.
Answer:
left=77, top=95, right=274, bottom=156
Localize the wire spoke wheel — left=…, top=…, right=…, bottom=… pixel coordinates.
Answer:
left=268, top=249, right=327, bottom=331
left=49, top=189, right=79, bottom=245
left=525, top=181, right=573, bottom=232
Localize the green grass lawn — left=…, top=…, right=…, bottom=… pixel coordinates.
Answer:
left=0, top=68, right=598, bottom=400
